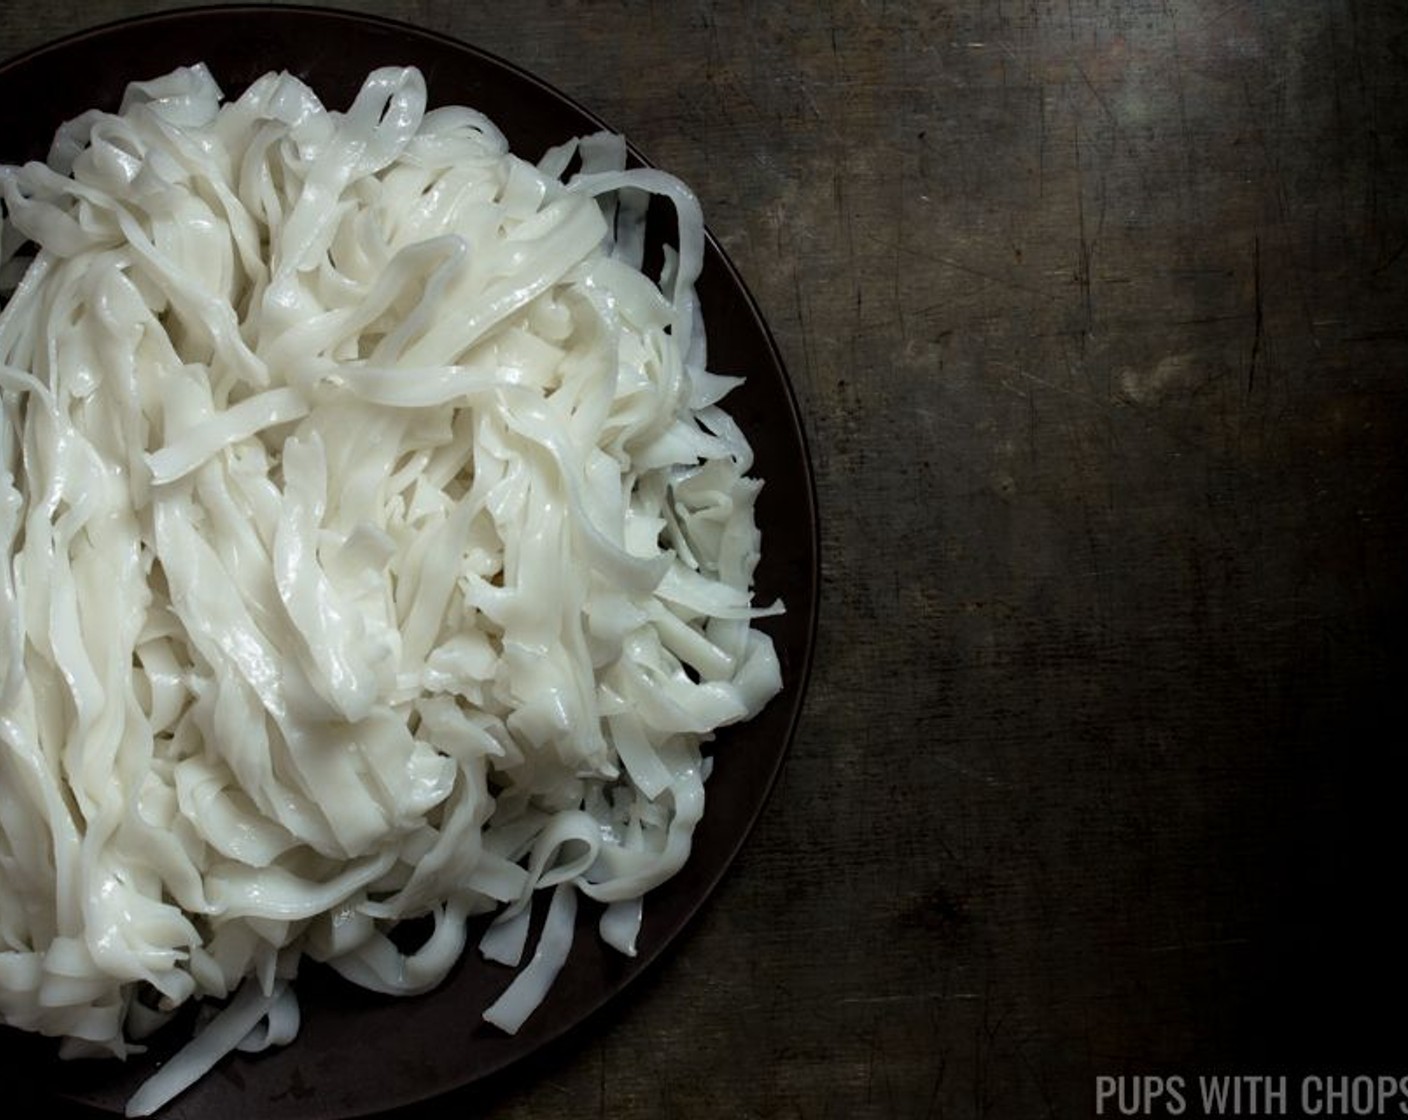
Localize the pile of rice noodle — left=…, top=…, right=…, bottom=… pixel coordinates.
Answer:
left=0, top=64, right=781, bottom=1115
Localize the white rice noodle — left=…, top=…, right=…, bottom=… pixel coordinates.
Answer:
left=0, top=62, right=782, bottom=1116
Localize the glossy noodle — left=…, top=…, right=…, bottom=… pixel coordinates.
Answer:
left=0, top=64, right=781, bottom=1116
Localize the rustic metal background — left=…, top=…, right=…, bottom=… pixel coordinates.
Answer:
left=3, top=2, right=1406, bottom=1117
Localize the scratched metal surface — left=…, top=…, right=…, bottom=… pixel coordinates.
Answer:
left=2, top=2, right=1406, bottom=1117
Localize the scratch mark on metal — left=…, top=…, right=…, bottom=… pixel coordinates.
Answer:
left=1072, top=124, right=1094, bottom=345
left=837, top=992, right=979, bottom=1006
left=1146, top=937, right=1253, bottom=954
left=1247, top=235, right=1263, bottom=393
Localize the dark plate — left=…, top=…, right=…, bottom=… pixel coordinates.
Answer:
left=0, top=6, right=818, bottom=1119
